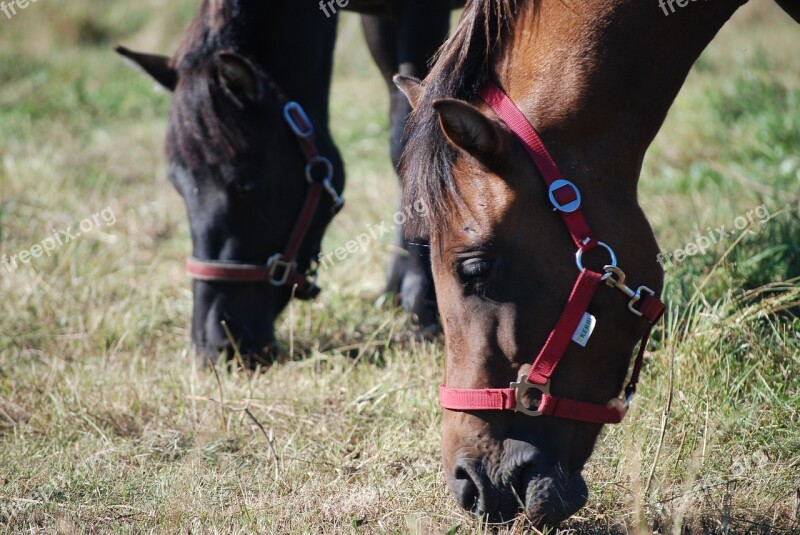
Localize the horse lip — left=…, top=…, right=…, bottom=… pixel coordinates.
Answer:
left=523, top=470, right=588, bottom=527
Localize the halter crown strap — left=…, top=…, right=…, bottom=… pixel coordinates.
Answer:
left=438, top=82, right=666, bottom=425
left=479, top=84, right=597, bottom=251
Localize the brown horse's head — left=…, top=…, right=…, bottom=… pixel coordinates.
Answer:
left=117, top=2, right=343, bottom=363
left=400, top=77, right=662, bottom=526
left=399, top=0, right=748, bottom=526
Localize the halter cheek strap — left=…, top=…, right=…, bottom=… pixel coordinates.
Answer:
left=185, top=75, right=343, bottom=300
left=438, top=82, right=666, bottom=425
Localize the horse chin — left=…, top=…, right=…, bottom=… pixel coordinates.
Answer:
left=194, top=342, right=277, bottom=368
left=468, top=469, right=588, bottom=528
left=522, top=471, right=588, bottom=528
left=193, top=319, right=278, bottom=367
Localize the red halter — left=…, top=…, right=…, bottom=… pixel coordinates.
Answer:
left=186, top=78, right=343, bottom=300
left=438, top=82, right=666, bottom=425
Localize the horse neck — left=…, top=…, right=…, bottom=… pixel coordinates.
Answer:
left=494, top=0, right=747, bottom=187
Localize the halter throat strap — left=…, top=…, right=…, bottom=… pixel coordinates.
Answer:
left=438, top=82, right=666, bottom=425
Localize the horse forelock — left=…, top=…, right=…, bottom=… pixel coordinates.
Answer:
left=167, top=71, right=253, bottom=170
left=166, top=0, right=253, bottom=170
left=401, top=0, right=522, bottom=240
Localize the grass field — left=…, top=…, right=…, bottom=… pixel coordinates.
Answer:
left=1, top=2, right=798, bottom=533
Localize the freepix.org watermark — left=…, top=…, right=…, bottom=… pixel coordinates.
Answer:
left=319, top=199, right=427, bottom=271
left=318, top=0, right=349, bottom=18
left=658, top=0, right=709, bottom=16
left=1, top=0, right=39, bottom=20
left=657, top=204, right=771, bottom=269
left=1, top=207, right=117, bottom=274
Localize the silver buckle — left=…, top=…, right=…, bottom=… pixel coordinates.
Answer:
left=510, top=375, right=550, bottom=417
left=603, top=266, right=656, bottom=317
left=323, top=178, right=344, bottom=212
left=629, top=286, right=656, bottom=316
left=283, top=102, right=314, bottom=139
left=548, top=179, right=582, bottom=213
left=575, top=241, right=617, bottom=271
left=267, top=254, right=296, bottom=287
left=304, top=156, right=334, bottom=184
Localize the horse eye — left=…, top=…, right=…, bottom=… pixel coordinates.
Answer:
left=230, top=180, right=261, bottom=196
left=458, top=258, right=490, bottom=284
left=238, top=181, right=257, bottom=193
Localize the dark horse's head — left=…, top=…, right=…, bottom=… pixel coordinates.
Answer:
left=398, top=0, right=761, bottom=527
left=117, top=1, right=343, bottom=363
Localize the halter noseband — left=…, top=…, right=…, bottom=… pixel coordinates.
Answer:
left=186, top=76, right=343, bottom=300
left=438, top=83, right=666, bottom=425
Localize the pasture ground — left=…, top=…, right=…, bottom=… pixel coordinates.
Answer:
left=1, top=2, right=798, bottom=533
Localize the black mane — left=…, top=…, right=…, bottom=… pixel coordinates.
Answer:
left=165, top=1, right=330, bottom=170
left=400, top=0, right=521, bottom=238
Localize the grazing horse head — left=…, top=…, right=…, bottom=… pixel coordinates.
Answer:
left=117, top=1, right=343, bottom=363
left=397, top=0, right=772, bottom=526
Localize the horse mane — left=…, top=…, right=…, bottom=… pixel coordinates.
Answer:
left=401, top=0, right=523, bottom=238
left=166, top=0, right=268, bottom=169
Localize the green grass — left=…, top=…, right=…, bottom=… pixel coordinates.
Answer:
left=1, top=2, right=799, bottom=534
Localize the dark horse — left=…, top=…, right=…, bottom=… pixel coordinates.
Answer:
left=116, top=0, right=456, bottom=362
left=398, top=0, right=799, bottom=526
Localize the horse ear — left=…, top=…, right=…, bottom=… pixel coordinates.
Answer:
left=393, top=74, right=424, bottom=109
left=433, top=98, right=504, bottom=165
left=216, top=51, right=262, bottom=109
left=115, top=46, right=178, bottom=92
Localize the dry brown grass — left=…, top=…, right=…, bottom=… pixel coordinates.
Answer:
left=1, top=2, right=798, bottom=533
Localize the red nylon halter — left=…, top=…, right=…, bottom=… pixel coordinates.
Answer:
left=186, top=76, right=343, bottom=300
left=438, top=82, right=666, bottom=425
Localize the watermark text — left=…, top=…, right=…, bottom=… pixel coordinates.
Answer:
left=319, top=0, right=349, bottom=19
left=657, top=204, right=771, bottom=269
left=1, top=207, right=117, bottom=274
left=1, top=0, right=39, bottom=20
left=319, top=199, right=427, bottom=271
left=658, top=0, right=709, bottom=17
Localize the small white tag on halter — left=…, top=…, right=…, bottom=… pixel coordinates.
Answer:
left=572, top=312, right=596, bottom=348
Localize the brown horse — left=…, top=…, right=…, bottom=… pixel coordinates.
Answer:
left=116, top=0, right=455, bottom=363
left=398, top=0, right=799, bottom=526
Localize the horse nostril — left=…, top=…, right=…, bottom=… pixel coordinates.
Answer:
left=451, top=463, right=480, bottom=511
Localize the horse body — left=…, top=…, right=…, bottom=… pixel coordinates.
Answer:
left=118, top=0, right=453, bottom=361
left=399, top=0, right=793, bottom=525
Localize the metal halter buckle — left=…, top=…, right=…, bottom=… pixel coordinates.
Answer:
left=323, top=178, right=344, bottom=212
left=548, top=179, right=582, bottom=213
left=575, top=241, right=617, bottom=272
left=510, top=375, right=551, bottom=417
left=305, top=156, right=334, bottom=184
left=304, top=157, right=343, bottom=213
left=283, top=101, right=314, bottom=139
left=603, top=266, right=657, bottom=317
left=267, top=254, right=296, bottom=287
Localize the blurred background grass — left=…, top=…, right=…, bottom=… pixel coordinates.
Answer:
left=0, top=1, right=798, bottom=533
